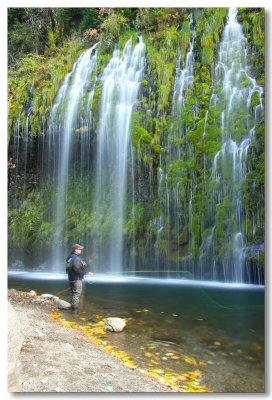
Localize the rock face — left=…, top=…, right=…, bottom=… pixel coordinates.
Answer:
left=8, top=302, right=24, bottom=391
left=104, top=318, right=126, bottom=332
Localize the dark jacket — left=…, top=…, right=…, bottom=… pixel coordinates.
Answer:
left=66, top=253, right=87, bottom=281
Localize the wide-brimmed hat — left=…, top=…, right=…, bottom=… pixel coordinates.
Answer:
left=72, top=244, right=84, bottom=250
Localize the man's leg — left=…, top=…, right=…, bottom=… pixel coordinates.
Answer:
left=69, top=280, right=83, bottom=310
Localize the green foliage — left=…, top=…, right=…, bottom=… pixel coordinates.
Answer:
left=8, top=37, right=84, bottom=137
left=8, top=8, right=58, bottom=66
left=98, top=13, right=129, bottom=52
left=9, top=191, right=49, bottom=247
left=135, top=8, right=159, bottom=32
left=196, top=8, right=228, bottom=66
left=238, top=8, right=264, bottom=86
left=130, top=112, right=161, bottom=164
left=8, top=8, right=264, bottom=275
left=80, top=8, right=100, bottom=32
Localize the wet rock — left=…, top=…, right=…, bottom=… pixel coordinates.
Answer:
left=245, top=243, right=264, bottom=258
left=52, top=297, right=71, bottom=309
left=40, top=294, right=54, bottom=299
left=104, top=317, right=126, bottom=332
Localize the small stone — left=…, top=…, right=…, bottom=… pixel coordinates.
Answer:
left=104, top=317, right=126, bottom=332
left=64, top=343, right=74, bottom=351
left=40, top=293, right=54, bottom=299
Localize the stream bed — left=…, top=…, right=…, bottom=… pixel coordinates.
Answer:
left=8, top=271, right=265, bottom=393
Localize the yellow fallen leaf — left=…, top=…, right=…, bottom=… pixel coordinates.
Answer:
left=182, top=356, right=198, bottom=366
left=122, top=356, right=132, bottom=362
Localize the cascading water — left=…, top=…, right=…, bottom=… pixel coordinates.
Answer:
left=8, top=9, right=264, bottom=284
left=93, top=37, right=145, bottom=273
left=157, top=20, right=195, bottom=274
left=199, top=7, right=264, bottom=282
left=47, top=44, right=98, bottom=267
left=156, top=8, right=264, bottom=283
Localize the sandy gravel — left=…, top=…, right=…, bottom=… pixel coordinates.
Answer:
left=8, top=289, right=172, bottom=393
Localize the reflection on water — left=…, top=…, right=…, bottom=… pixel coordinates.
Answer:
left=8, top=272, right=264, bottom=392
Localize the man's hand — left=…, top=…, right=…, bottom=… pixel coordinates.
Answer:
left=88, top=272, right=94, bottom=276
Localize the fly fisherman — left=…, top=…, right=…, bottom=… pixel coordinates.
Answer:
left=66, top=244, right=93, bottom=312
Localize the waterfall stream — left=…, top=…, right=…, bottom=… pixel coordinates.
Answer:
left=157, top=19, right=196, bottom=273
left=48, top=44, right=98, bottom=266
left=207, top=7, right=264, bottom=282
left=93, top=37, right=146, bottom=273
left=156, top=8, right=264, bottom=283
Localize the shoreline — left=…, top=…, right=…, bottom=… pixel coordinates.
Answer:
left=8, top=289, right=173, bottom=393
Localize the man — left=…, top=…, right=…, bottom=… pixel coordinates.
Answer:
left=66, top=244, right=93, bottom=311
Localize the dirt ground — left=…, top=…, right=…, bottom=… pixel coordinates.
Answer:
left=8, top=289, right=173, bottom=393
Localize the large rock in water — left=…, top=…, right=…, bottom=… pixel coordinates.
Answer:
left=104, top=317, right=126, bottom=332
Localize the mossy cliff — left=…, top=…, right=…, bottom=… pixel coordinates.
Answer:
left=8, top=8, right=264, bottom=283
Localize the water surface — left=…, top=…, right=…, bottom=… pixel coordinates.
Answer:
left=8, top=272, right=264, bottom=392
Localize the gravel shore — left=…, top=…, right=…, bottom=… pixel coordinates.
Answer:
left=8, top=289, right=173, bottom=393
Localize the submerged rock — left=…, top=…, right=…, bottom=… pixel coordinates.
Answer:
left=104, top=317, right=126, bottom=332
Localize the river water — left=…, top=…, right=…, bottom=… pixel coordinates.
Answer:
left=8, top=272, right=264, bottom=393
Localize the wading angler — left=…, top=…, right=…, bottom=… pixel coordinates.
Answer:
left=66, top=244, right=93, bottom=311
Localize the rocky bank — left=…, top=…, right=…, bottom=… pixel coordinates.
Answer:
left=8, top=289, right=172, bottom=393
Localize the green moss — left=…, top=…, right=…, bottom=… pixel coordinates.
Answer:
left=8, top=8, right=264, bottom=274
left=8, top=37, right=85, bottom=137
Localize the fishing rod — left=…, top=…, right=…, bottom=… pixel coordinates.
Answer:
left=38, top=286, right=71, bottom=303
left=89, top=270, right=190, bottom=275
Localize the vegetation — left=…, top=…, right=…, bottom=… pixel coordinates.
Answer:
left=8, top=8, right=264, bottom=282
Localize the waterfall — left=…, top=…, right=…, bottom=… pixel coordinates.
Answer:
left=204, top=8, right=264, bottom=282
left=48, top=44, right=98, bottom=267
left=156, top=8, right=263, bottom=283
left=11, top=107, right=23, bottom=207
left=8, top=9, right=263, bottom=283
left=93, top=37, right=146, bottom=273
left=157, top=20, right=195, bottom=275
